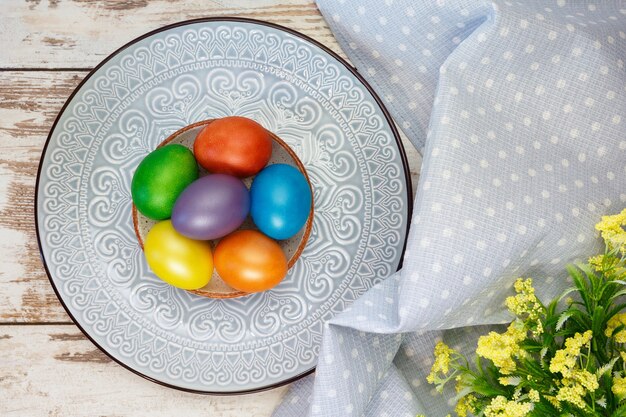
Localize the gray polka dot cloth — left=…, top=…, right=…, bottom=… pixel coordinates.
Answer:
left=273, top=1, right=626, bottom=416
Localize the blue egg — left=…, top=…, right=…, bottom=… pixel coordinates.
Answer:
left=250, top=164, right=312, bottom=240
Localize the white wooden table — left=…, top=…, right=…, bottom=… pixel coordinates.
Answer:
left=0, top=1, right=420, bottom=415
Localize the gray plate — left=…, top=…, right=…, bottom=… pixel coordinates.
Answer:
left=36, top=18, right=411, bottom=393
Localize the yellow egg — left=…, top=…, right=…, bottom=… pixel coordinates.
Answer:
left=144, top=220, right=213, bottom=290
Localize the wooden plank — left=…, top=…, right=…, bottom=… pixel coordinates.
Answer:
left=0, top=324, right=289, bottom=416
left=0, top=70, right=420, bottom=323
left=0, top=0, right=344, bottom=68
left=0, top=71, right=83, bottom=323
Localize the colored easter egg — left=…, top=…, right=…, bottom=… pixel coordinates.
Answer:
left=250, top=164, right=311, bottom=240
left=131, top=144, right=198, bottom=220
left=144, top=220, right=213, bottom=290
left=214, top=230, right=288, bottom=293
left=193, top=116, right=272, bottom=178
left=171, top=174, right=250, bottom=240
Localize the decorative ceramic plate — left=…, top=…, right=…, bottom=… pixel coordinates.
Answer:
left=36, top=18, right=411, bottom=393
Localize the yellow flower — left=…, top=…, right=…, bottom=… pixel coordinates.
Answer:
left=613, top=376, right=626, bottom=400
left=555, top=369, right=599, bottom=409
left=544, top=395, right=561, bottom=410
left=455, top=394, right=477, bottom=417
left=505, top=279, right=544, bottom=336
left=606, top=314, right=626, bottom=343
left=621, top=351, right=626, bottom=363
left=549, top=331, right=598, bottom=409
left=548, top=331, right=599, bottom=409
left=588, top=254, right=620, bottom=272
left=427, top=342, right=455, bottom=384
left=556, top=383, right=587, bottom=409
left=569, top=369, right=599, bottom=392
left=588, top=255, right=605, bottom=271
left=595, top=209, right=626, bottom=253
left=528, top=389, right=540, bottom=403
left=477, top=321, right=527, bottom=374
left=499, top=376, right=522, bottom=386
left=549, top=331, right=593, bottom=376
left=483, top=396, right=533, bottom=417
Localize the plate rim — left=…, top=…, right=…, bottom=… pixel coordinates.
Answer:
left=34, top=16, right=413, bottom=395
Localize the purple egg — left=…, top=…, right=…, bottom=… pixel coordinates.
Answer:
left=172, top=174, right=249, bottom=240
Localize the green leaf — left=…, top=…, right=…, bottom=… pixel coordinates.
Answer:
left=557, top=286, right=580, bottom=303
left=567, top=265, right=592, bottom=311
left=611, top=288, right=626, bottom=301
left=556, top=311, right=573, bottom=331
left=592, top=305, right=606, bottom=345
left=596, top=357, right=619, bottom=378
left=610, top=403, right=626, bottom=417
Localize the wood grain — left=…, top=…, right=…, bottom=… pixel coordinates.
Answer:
left=1, top=0, right=344, bottom=68
left=0, top=324, right=289, bottom=416
left=0, top=70, right=420, bottom=323
left=0, top=71, right=85, bottom=323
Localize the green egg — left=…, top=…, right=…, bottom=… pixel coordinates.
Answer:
left=131, top=144, right=198, bottom=220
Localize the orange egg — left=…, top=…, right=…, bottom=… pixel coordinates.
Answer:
left=214, top=230, right=287, bottom=293
left=193, top=116, right=272, bottom=178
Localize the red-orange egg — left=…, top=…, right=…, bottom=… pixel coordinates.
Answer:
left=193, top=116, right=272, bottom=178
left=214, top=230, right=287, bottom=293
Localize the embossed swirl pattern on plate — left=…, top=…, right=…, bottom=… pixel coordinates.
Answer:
left=38, top=22, right=408, bottom=392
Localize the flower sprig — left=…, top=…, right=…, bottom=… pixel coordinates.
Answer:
left=422, top=209, right=626, bottom=417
